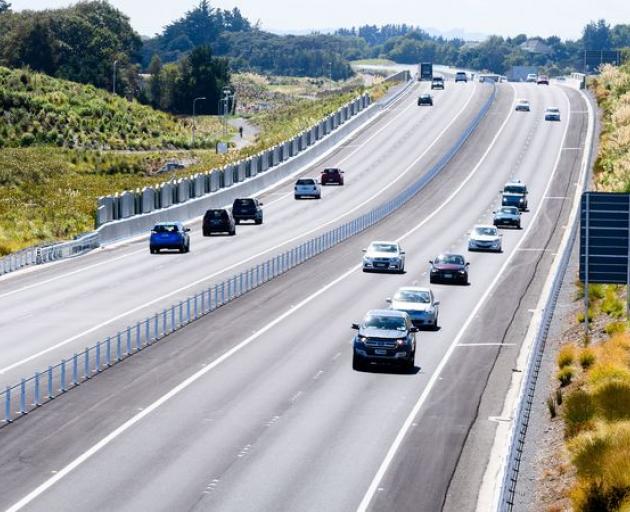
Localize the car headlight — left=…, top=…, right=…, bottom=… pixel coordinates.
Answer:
left=458, top=269, right=466, bottom=274
left=396, top=338, right=407, bottom=346
left=519, top=198, right=525, bottom=203
left=358, top=336, right=367, bottom=343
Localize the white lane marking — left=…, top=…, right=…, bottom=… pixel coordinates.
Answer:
left=0, top=86, right=480, bottom=375
left=4, top=83, right=499, bottom=511
left=456, top=343, right=517, bottom=347
left=356, top=86, right=571, bottom=512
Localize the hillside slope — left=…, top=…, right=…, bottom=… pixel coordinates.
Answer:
left=0, top=67, right=216, bottom=150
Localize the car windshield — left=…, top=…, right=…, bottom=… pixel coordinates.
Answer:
left=421, top=94, right=430, bottom=99
left=436, top=254, right=464, bottom=265
left=297, top=179, right=315, bottom=185
left=547, top=108, right=560, bottom=113
left=504, top=185, right=526, bottom=194
left=370, top=243, right=398, bottom=253
left=518, top=99, right=529, bottom=104
left=474, top=227, right=497, bottom=236
left=500, top=207, right=518, bottom=214
left=363, top=315, right=407, bottom=331
left=234, top=199, right=254, bottom=207
left=394, top=290, right=430, bottom=304
left=153, top=224, right=178, bottom=233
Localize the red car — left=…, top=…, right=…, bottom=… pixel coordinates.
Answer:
left=321, top=168, right=344, bottom=186
left=429, top=253, right=469, bottom=284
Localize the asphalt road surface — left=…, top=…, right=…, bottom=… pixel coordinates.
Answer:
left=0, top=81, right=590, bottom=512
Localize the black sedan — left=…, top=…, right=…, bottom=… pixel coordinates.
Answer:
left=417, top=94, right=433, bottom=106
left=429, top=253, right=469, bottom=284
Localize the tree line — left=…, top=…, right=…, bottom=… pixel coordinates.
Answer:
left=1, top=0, right=629, bottom=116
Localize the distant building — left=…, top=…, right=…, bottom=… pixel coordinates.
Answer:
left=519, top=38, right=553, bottom=55
left=508, top=66, right=538, bottom=82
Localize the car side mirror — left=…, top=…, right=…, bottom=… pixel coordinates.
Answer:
left=429, top=260, right=434, bottom=264
left=385, top=298, right=392, bottom=304
left=465, top=262, right=470, bottom=267
left=259, top=202, right=264, bottom=206
left=400, top=251, right=406, bottom=255
left=410, top=327, right=420, bottom=333
left=351, top=323, right=360, bottom=330
left=185, top=228, right=191, bottom=232
left=492, top=211, right=496, bottom=214
left=362, top=249, right=367, bottom=253
left=434, top=300, right=440, bottom=306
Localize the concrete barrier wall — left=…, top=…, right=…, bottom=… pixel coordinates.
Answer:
left=92, top=87, right=413, bottom=244
left=97, top=95, right=389, bottom=243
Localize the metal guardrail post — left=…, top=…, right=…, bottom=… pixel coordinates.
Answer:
left=106, top=336, right=112, bottom=366
left=117, top=333, right=122, bottom=362
left=84, top=348, right=90, bottom=379
left=60, top=360, right=66, bottom=392
left=73, top=354, right=78, bottom=385
left=47, top=366, right=53, bottom=397
left=126, top=326, right=132, bottom=355
left=34, top=372, right=41, bottom=406
left=136, top=322, right=142, bottom=351
left=96, top=341, right=101, bottom=370
left=19, top=379, right=26, bottom=415
left=4, top=387, right=11, bottom=423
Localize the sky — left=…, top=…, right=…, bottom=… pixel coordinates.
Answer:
left=9, top=0, right=630, bottom=40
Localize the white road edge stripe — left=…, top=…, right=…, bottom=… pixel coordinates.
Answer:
left=5, top=82, right=493, bottom=511
left=0, top=84, right=479, bottom=375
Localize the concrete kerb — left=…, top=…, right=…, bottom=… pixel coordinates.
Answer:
left=96, top=84, right=414, bottom=246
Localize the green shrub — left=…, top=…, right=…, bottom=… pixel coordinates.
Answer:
left=579, top=348, right=596, bottom=370
left=563, top=389, right=596, bottom=436
left=19, top=133, right=35, bottom=147
left=593, top=379, right=630, bottom=421
left=558, top=366, right=576, bottom=387
left=605, top=321, right=627, bottom=335
left=558, top=345, right=577, bottom=368
left=602, top=287, right=625, bottom=318
left=577, top=308, right=595, bottom=324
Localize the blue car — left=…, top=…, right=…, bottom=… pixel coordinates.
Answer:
left=149, top=222, right=190, bottom=254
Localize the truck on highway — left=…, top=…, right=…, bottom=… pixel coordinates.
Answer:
left=418, top=62, right=433, bottom=81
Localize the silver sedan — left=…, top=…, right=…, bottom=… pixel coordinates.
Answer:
left=387, top=287, right=440, bottom=329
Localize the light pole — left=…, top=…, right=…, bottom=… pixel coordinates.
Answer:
left=329, top=61, right=333, bottom=90
left=221, top=88, right=234, bottom=137
left=192, top=96, right=206, bottom=146
left=113, top=60, right=118, bottom=95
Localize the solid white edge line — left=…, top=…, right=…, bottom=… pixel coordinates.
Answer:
left=0, top=84, right=479, bottom=375
left=5, top=82, right=491, bottom=511
left=355, top=84, right=571, bottom=512
left=477, top=85, right=594, bottom=512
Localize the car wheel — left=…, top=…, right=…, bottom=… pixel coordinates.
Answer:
left=150, top=247, right=157, bottom=254
left=255, top=218, right=262, bottom=225
left=316, top=194, right=321, bottom=199
left=517, top=222, right=522, bottom=229
left=352, top=354, right=364, bottom=371
left=185, top=243, right=190, bottom=253
left=404, top=352, right=415, bottom=371
left=433, top=317, right=439, bottom=330
left=230, top=229, right=236, bottom=236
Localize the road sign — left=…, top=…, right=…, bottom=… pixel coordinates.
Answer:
left=579, top=192, right=630, bottom=329
left=580, top=192, right=630, bottom=284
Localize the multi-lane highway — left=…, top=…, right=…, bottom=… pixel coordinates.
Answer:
left=0, top=78, right=490, bottom=386
left=0, top=79, right=590, bottom=512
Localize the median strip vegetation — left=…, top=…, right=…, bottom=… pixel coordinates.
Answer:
left=542, top=63, right=630, bottom=512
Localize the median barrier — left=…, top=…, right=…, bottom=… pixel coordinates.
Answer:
left=0, top=81, right=497, bottom=425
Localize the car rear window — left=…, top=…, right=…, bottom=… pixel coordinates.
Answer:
left=206, top=210, right=227, bottom=219
left=153, top=224, right=178, bottom=233
left=234, top=199, right=255, bottom=207
left=297, top=179, right=315, bottom=185
left=323, top=169, right=339, bottom=174
left=504, top=185, right=526, bottom=194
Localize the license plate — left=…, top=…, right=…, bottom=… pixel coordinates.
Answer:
left=444, top=273, right=452, bottom=278
left=375, top=349, right=387, bottom=355
left=375, top=263, right=386, bottom=268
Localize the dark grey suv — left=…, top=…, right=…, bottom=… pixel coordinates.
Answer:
left=232, top=198, right=263, bottom=225
left=352, top=309, right=418, bottom=371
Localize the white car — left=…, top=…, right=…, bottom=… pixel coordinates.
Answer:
left=468, top=225, right=503, bottom=252
left=545, top=107, right=561, bottom=121
left=387, top=287, right=440, bottom=329
left=526, top=73, right=537, bottom=82
left=362, top=241, right=406, bottom=272
left=294, top=177, right=321, bottom=199
left=515, top=99, right=530, bottom=111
